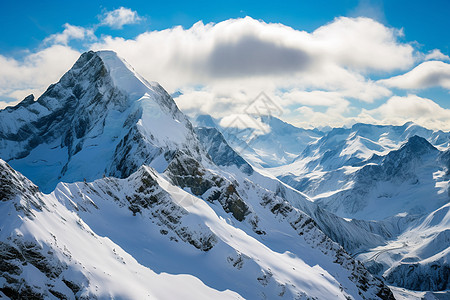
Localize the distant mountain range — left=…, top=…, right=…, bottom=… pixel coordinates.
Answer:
left=194, top=113, right=449, bottom=295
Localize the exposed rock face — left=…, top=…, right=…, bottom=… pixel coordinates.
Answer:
left=165, top=151, right=250, bottom=222
left=0, top=160, right=44, bottom=215
left=195, top=127, right=253, bottom=175
left=0, top=160, right=88, bottom=299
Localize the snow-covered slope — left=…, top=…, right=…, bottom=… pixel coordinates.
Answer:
left=271, top=123, right=450, bottom=199
left=0, top=158, right=394, bottom=299
left=359, top=202, right=450, bottom=291
left=184, top=122, right=397, bottom=254
left=269, top=124, right=449, bottom=222
left=57, top=165, right=396, bottom=299
left=264, top=124, right=449, bottom=294
left=0, top=50, right=201, bottom=193
left=0, top=159, right=238, bottom=299
left=343, top=144, right=449, bottom=292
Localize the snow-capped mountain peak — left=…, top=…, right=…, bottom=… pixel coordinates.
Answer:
left=397, top=135, right=438, bottom=155
left=0, top=50, right=201, bottom=193
left=96, top=50, right=158, bottom=98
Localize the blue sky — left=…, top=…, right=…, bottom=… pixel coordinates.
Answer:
left=1, top=0, right=449, bottom=56
left=0, top=0, right=449, bottom=129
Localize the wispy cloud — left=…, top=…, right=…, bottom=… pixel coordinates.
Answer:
left=348, top=0, right=386, bottom=23
left=358, top=95, right=450, bottom=131
left=424, top=49, right=450, bottom=62
left=380, top=61, right=450, bottom=90
left=100, top=7, right=142, bottom=29
left=0, top=45, right=81, bottom=107
left=44, top=23, right=95, bottom=45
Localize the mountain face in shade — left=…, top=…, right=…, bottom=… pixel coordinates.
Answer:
left=0, top=51, right=395, bottom=299
left=195, top=126, right=253, bottom=175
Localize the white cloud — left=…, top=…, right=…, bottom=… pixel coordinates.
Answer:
left=424, top=49, right=450, bottom=61
left=174, top=85, right=283, bottom=119
left=286, top=91, right=353, bottom=128
left=0, top=45, right=81, bottom=104
left=292, top=105, right=354, bottom=129
left=281, top=90, right=348, bottom=107
left=311, top=17, right=413, bottom=72
left=5, top=15, right=446, bottom=133
left=220, top=114, right=271, bottom=134
left=44, top=23, right=95, bottom=45
left=284, top=94, right=450, bottom=131
left=380, top=61, right=450, bottom=90
left=89, top=16, right=420, bottom=129
left=4, top=15, right=404, bottom=113
left=100, top=7, right=141, bottom=29
left=92, top=16, right=406, bottom=106
left=357, top=95, right=450, bottom=130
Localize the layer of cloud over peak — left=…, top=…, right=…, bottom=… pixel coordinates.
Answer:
left=100, top=7, right=142, bottom=29
left=92, top=16, right=407, bottom=103
left=1, top=15, right=447, bottom=131
left=285, top=94, right=450, bottom=131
